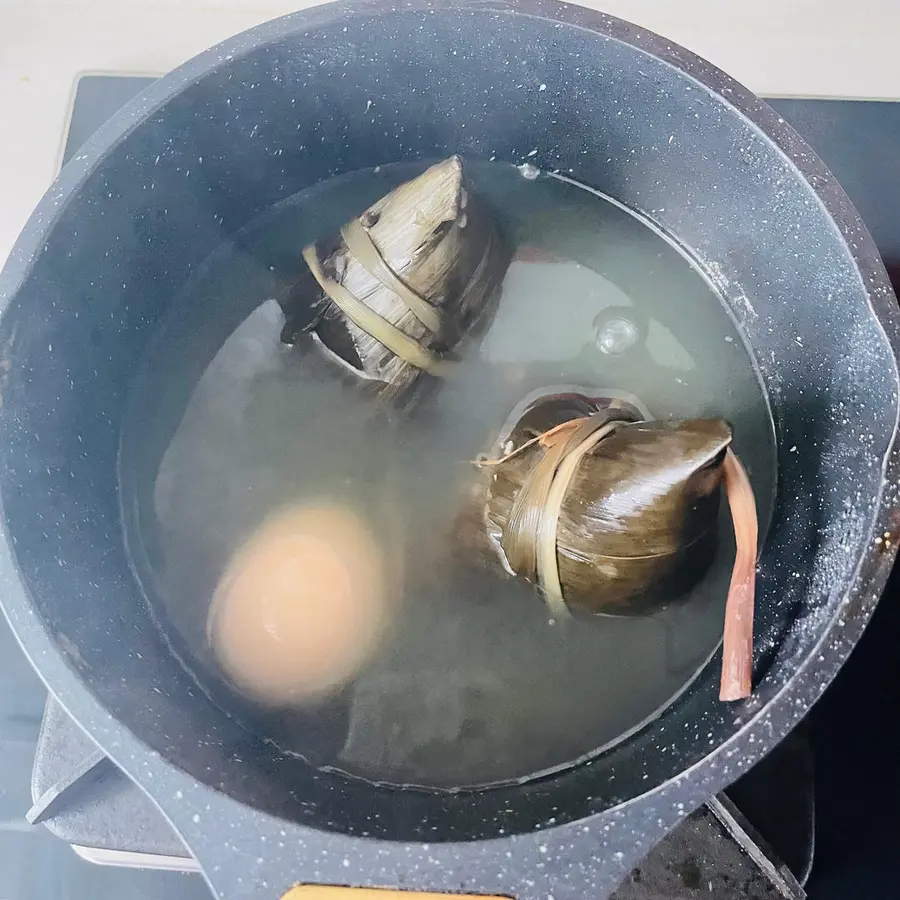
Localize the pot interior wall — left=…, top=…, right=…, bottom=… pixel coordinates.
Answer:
left=0, top=6, right=895, bottom=840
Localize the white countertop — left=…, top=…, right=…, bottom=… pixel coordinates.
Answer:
left=1, top=0, right=898, bottom=266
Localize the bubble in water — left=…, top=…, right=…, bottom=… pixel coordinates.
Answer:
left=518, top=162, right=541, bottom=181
left=596, top=316, right=639, bottom=355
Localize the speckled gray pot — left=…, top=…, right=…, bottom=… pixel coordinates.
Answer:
left=0, top=1, right=898, bottom=898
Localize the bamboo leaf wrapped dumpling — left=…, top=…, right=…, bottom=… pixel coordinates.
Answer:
left=284, top=156, right=511, bottom=401
left=484, top=403, right=729, bottom=616
left=477, top=390, right=758, bottom=700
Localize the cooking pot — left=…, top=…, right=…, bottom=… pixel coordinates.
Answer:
left=1, top=2, right=899, bottom=898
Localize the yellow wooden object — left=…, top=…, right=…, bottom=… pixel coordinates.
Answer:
left=282, top=887, right=511, bottom=900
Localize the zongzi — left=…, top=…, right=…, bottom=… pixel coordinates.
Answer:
left=283, top=156, right=510, bottom=401
left=475, top=389, right=758, bottom=700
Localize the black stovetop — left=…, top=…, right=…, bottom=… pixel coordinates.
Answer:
left=28, top=75, right=900, bottom=900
